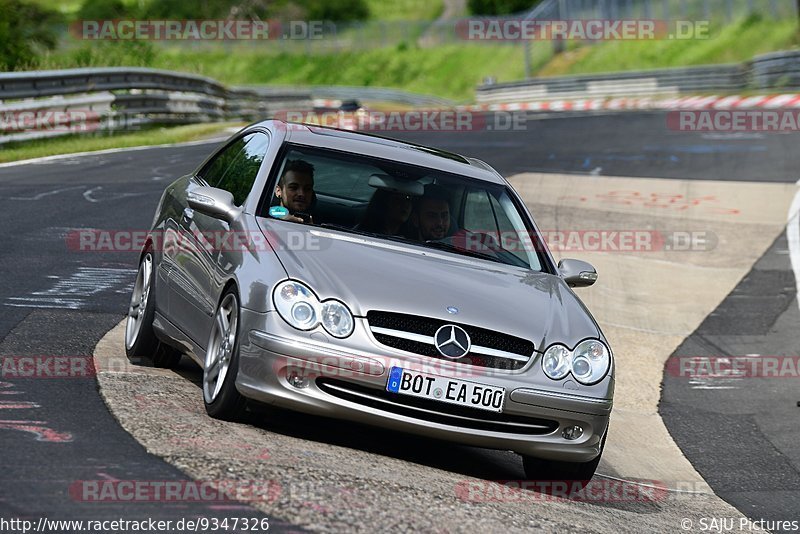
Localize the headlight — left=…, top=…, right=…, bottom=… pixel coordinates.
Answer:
left=272, top=280, right=355, bottom=338
left=542, top=345, right=571, bottom=380
left=541, top=340, right=611, bottom=385
left=321, top=300, right=354, bottom=338
left=572, top=339, right=611, bottom=385
left=274, top=281, right=317, bottom=330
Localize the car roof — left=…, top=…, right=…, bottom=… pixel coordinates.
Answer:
left=258, top=120, right=506, bottom=185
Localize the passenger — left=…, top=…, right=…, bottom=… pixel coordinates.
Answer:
left=411, top=184, right=452, bottom=241
left=358, top=189, right=414, bottom=236
left=274, top=159, right=315, bottom=224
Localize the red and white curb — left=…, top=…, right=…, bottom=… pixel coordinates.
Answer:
left=314, top=94, right=800, bottom=113
left=464, top=94, right=800, bottom=112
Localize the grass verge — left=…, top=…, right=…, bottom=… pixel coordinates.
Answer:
left=535, top=14, right=800, bottom=77
left=363, top=0, right=444, bottom=21
left=42, top=43, right=525, bottom=101
left=0, top=122, right=242, bottom=164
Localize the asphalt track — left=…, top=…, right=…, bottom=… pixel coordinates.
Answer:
left=0, top=111, right=798, bottom=531
left=660, top=229, right=800, bottom=523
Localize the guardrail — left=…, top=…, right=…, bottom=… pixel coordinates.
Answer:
left=477, top=50, right=800, bottom=104
left=236, top=85, right=454, bottom=107
left=0, top=68, right=455, bottom=144
left=0, top=67, right=313, bottom=144
left=749, top=49, right=800, bottom=90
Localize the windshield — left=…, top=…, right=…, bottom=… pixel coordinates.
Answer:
left=261, top=143, right=545, bottom=271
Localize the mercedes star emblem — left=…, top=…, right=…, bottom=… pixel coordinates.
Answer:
left=434, top=325, right=471, bottom=359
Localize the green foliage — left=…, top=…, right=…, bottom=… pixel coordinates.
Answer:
left=363, top=0, right=445, bottom=21
left=467, top=0, right=538, bottom=16
left=0, top=0, right=62, bottom=70
left=76, top=0, right=131, bottom=20
left=298, top=0, right=369, bottom=21
left=149, top=45, right=526, bottom=101
left=138, top=0, right=242, bottom=19
left=48, top=40, right=156, bottom=68
left=538, top=14, right=800, bottom=76
left=133, top=0, right=369, bottom=21
left=0, top=122, right=243, bottom=164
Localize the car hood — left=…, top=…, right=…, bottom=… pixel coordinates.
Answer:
left=259, top=219, right=601, bottom=350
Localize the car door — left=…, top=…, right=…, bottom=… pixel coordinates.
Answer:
left=170, top=132, right=270, bottom=347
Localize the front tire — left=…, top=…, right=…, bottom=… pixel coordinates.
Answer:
left=203, top=288, right=247, bottom=421
left=125, top=251, right=181, bottom=368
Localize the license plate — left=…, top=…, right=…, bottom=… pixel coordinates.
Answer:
left=386, top=367, right=505, bottom=413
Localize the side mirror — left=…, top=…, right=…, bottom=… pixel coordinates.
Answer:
left=558, top=259, right=598, bottom=288
left=187, top=186, right=241, bottom=223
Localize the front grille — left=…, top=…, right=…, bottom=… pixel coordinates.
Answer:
left=316, top=378, right=558, bottom=435
left=367, top=311, right=535, bottom=370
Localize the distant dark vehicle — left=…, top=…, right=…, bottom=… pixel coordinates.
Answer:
left=339, top=100, right=362, bottom=112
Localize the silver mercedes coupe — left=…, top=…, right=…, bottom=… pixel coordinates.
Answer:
left=124, top=120, right=614, bottom=481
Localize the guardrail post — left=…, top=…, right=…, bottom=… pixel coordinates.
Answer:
left=725, top=0, right=733, bottom=22
left=553, top=0, right=566, bottom=54
left=524, top=40, right=532, bottom=79
left=769, top=0, right=778, bottom=18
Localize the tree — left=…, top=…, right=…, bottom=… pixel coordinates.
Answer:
left=299, top=0, right=369, bottom=21
left=468, top=0, right=541, bottom=16
left=0, top=0, right=61, bottom=70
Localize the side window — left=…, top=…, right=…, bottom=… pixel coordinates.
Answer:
left=489, top=194, right=517, bottom=234
left=200, top=133, right=269, bottom=206
left=463, top=187, right=532, bottom=266
left=463, top=188, right=499, bottom=234
left=200, top=137, right=246, bottom=187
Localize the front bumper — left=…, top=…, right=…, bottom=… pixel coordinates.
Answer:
left=236, top=309, right=613, bottom=462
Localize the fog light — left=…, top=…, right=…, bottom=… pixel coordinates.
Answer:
left=287, top=370, right=309, bottom=389
left=562, top=425, right=583, bottom=440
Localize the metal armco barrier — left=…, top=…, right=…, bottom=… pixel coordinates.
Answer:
left=0, top=67, right=311, bottom=144
left=0, top=68, right=455, bottom=144
left=478, top=51, right=800, bottom=104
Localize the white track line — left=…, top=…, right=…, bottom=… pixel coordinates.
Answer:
left=788, top=179, right=800, bottom=313
left=0, top=136, right=230, bottom=169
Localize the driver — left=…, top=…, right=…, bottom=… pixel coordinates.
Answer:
left=411, top=184, right=451, bottom=241
left=274, top=159, right=315, bottom=224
